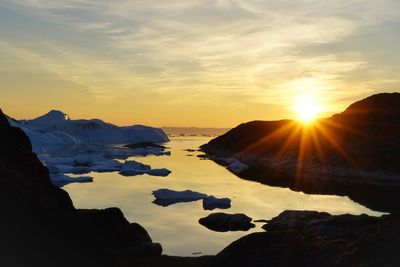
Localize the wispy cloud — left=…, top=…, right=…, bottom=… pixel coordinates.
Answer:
left=1, top=0, right=400, bottom=125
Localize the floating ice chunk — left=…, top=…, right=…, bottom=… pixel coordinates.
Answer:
left=41, top=152, right=122, bottom=175
left=50, top=174, right=93, bottom=187
left=78, top=156, right=121, bottom=172
left=90, top=162, right=122, bottom=173
left=152, top=189, right=208, bottom=201
left=227, top=160, right=248, bottom=173
left=152, top=189, right=207, bottom=207
left=152, top=189, right=231, bottom=209
left=146, top=168, right=171, bottom=177
left=203, top=196, right=232, bottom=210
left=119, top=160, right=151, bottom=176
left=53, top=165, right=90, bottom=175
left=118, top=160, right=171, bottom=177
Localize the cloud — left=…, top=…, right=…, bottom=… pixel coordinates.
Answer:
left=1, top=0, right=400, bottom=124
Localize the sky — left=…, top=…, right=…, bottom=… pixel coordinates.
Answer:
left=0, top=0, right=400, bottom=127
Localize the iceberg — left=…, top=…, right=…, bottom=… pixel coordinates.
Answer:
left=152, top=189, right=207, bottom=207
left=152, top=189, right=231, bottom=209
left=227, top=160, right=248, bottom=174
left=152, top=189, right=208, bottom=201
left=119, top=160, right=171, bottom=177
left=203, top=196, right=231, bottom=210
left=9, top=110, right=172, bottom=187
left=40, top=153, right=122, bottom=174
left=119, top=160, right=151, bottom=176
left=147, top=168, right=171, bottom=177
left=12, top=110, right=169, bottom=148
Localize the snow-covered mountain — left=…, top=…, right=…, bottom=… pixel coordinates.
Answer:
left=10, top=110, right=169, bottom=149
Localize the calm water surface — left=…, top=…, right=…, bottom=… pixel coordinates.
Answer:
left=65, top=137, right=383, bottom=256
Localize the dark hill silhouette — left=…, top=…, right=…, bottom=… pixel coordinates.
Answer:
left=0, top=109, right=161, bottom=267
left=202, top=93, right=400, bottom=212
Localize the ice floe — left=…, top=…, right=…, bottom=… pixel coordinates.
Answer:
left=119, top=160, right=171, bottom=177
left=50, top=174, right=93, bottom=187
left=203, top=196, right=231, bottom=210
left=152, top=189, right=231, bottom=210
left=227, top=160, right=248, bottom=174
left=40, top=152, right=171, bottom=185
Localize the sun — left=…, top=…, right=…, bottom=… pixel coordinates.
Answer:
left=293, top=95, right=323, bottom=123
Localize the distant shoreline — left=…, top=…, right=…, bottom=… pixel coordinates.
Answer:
left=162, top=127, right=230, bottom=136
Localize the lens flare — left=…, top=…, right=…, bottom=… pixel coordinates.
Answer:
left=293, top=95, right=323, bottom=123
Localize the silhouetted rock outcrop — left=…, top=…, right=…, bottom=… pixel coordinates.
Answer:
left=202, top=93, right=400, bottom=212
left=0, top=109, right=161, bottom=267
left=212, top=211, right=400, bottom=267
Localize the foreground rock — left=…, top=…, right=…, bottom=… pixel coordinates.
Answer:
left=199, top=213, right=255, bottom=232
left=212, top=210, right=400, bottom=267
left=0, top=110, right=161, bottom=267
left=262, top=210, right=379, bottom=238
left=202, top=93, right=400, bottom=213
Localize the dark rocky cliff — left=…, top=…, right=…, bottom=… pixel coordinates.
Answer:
left=0, top=109, right=161, bottom=267
left=203, top=93, right=400, bottom=172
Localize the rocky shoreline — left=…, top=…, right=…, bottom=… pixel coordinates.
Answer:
left=202, top=93, right=400, bottom=213
left=213, top=211, right=400, bottom=267
left=205, top=155, right=400, bottom=213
